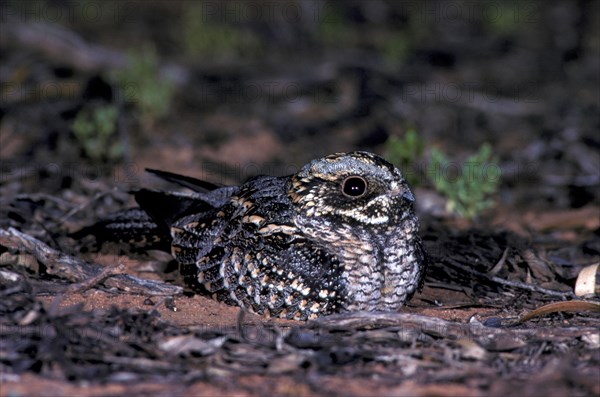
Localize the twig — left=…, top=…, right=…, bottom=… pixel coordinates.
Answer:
left=103, top=274, right=182, bottom=295
left=0, top=18, right=127, bottom=71
left=0, top=227, right=101, bottom=282
left=65, top=263, right=125, bottom=294
left=0, top=227, right=182, bottom=296
left=0, top=17, right=189, bottom=86
left=312, top=311, right=460, bottom=335
left=58, top=191, right=110, bottom=223
left=445, top=257, right=574, bottom=298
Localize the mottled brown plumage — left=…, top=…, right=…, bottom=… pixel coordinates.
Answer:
left=79, top=152, right=426, bottom=320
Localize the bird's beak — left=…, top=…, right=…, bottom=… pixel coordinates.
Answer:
left=402, top=189, right=415, bottom=203
left=388, top=184, right=415, bottom=202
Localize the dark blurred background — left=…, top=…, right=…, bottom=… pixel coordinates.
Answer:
left=1, top=0, right=598, bottom=218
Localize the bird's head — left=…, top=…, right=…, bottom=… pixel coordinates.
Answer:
left=290, top=151, right=416, bottom=230
left=289, top=151, right=424, bottom=312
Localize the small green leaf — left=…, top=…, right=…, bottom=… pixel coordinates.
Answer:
left=427, top=143, right=500, bottom=219
left=71, top=104, right=120, bottom=162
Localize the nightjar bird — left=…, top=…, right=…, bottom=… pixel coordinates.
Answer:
left=80, top=151, right=426, bottom=320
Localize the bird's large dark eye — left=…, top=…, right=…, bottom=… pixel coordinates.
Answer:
left=342, top=176, right=368, bottom=197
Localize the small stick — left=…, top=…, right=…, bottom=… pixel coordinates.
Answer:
left=0, top=228, right=182, bottom=296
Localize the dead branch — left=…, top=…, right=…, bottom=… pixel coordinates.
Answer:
left=445, top=257, right=574, bottom=298
left=0, top=17, right=189, bottom=86
left=0, top=227, right=182, bottom=296
left=312, top=311, right=463, bottom=337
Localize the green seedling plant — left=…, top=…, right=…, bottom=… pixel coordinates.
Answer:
left=428, top=143, right=500, bottom=219
left=72, top=104, right=122, bottom=162
left=115, top=46, right=176, bottom=128
left=385, top=129, right=426, bottom=186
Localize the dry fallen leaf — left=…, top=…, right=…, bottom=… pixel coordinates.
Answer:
left=574, top=263, right=599, bottom=296
left=517, top=300, right=600, bottom=324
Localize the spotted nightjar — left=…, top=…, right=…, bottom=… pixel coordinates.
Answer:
left=81, top=151, right=426, bottom=320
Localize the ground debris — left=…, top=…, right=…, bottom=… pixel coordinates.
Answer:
left=0, top=227, right=182, bottom=296
left=2, top=275, right=598, bottom=396
left=1, top=217, right=599, bottom=395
